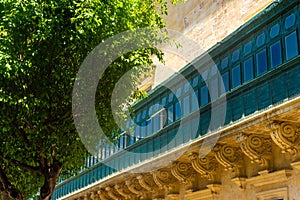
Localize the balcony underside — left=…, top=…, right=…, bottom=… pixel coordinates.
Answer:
left=61, top=95, right=300, bottom=200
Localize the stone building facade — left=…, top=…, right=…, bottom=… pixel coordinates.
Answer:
left=53, top=1, right=300, bottom=200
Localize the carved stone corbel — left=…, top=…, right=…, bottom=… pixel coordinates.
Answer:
left=90, top=191, right=100, bottom=200
left=136, top=173, right=165, bottom=200
left=213, top=144, right=244, bottom=177
left=125, top=178, right=144, bottom=197
left=170, top=161, right=193, bottom=184
left=105, top=186, right=120, bottom=200
left=97, top=188, right=109, bottom=200
left=152, top=168, right=179, bottom=197
left=268, top=122, right=300, bottom=156
left=239, top=134, right=272, bottom=170
left=188, top=152, right=218, bottom=182
left=115, top=183, right=133, bottom=199
left=152, top=169, right=177, bottom=189
left=137, top=173, right=157, bottom=191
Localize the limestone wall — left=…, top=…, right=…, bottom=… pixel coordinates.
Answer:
left=149, top=0, right=274, bottom=89
left=164, top=0, right=274, bottom=51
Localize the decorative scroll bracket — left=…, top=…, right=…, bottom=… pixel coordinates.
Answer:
left=268, top=122, right=300, bottom=160
left=188, top=152, right=218, bottom=182
left=239, top=134, right=272, bottom=171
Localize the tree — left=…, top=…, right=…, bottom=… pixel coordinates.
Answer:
left=0, top=0, right=180, bottom=199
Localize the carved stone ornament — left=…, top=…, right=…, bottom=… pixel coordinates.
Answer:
left=136, top=173, right=157, bottom=191
left=115, top=183, right=132, bottom=199
left=152, top=169, right=177, bottom=189
left=188, top=152, right=217, bottom=181
left=213, top=144, right=243, bottom=173
left=89, top=191, right=98, bottom=200
left=97, top=189, right=109, bottom=200
left=83, top=194, right=88, bottom=200
left=170, top=161, right=193, bottom=184
left=268, top=122, right=300, bottom=155
left=105, top=186, right=120, bottom=200
left=240, top=135, right=272, bottom=169
left=125, top=178, right=144, bottom=196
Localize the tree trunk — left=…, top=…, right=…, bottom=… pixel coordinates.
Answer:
left=39, top=162, right=62, bottom=200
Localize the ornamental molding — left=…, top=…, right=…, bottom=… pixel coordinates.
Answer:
left=268, top=122, right=300, bottom=156
left=185, top=184, right=221, bottom=200
left=231, top=177, right=246, bottom=190
left=239, top=134, right=272, bottom=169
left=245, top=169, right=292, bottom=189
left=170, top=161, right=193, bottom=184
left=213, top=144, right=243, bottom=174
left=188, top=152, right=218, bottom=181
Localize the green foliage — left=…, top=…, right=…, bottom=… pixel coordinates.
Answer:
left=0, top=0, right=181, bottom=199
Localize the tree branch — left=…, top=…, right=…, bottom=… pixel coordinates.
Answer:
left=0, top=165, right=9, bottom=190
left=12, top=120, right=31, bottom=147
left=0, top=153, right=41, bottom=173
left=0, top=163, right=23, bottom=200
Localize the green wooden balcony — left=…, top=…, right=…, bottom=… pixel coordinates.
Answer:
left=53, top=1, right=300, bottom=199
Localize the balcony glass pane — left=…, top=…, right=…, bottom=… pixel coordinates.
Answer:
left=175, top=101, right=181, bottom=120
left=270, top=23, right=280, bottom=38
left=146, top=119, right=152, bottom=136
left=167, top=105, right=174, bottom=124
left=142, top=122, right=148, bottom=138
left=270, top=41, right=282, bottom=68
left=244, top=41, right=252, bottom=55
left=182, top=95, right=190, bottom=116
left=232, top=49, right=240, bottom=62
left=285, top=31, right=299, bottom=60
left=221, top=72, right=229, bottom=92
left=256, top=32, right=266, bottom=47
left=200, top=85, right=208, bottom=106
left=256, top=49, right=267, bottom=76
left=243, top=57, right=254, bottom=83
left=285, top=13, right=296, bottom=29
left=221, top=57, right=229, bottom=69
left=153, top=113, right=161, bottom=132
left=231, top=65, right=241, bottom=88
left=191, top=90, right=199, bottom=111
